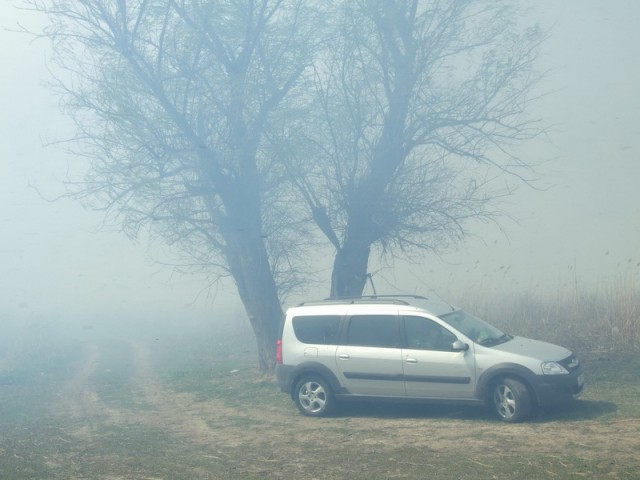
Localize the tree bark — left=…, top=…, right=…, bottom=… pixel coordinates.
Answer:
left=226, top=234, right=282, bottom=375
left=330, top=239, right=371, bottom=298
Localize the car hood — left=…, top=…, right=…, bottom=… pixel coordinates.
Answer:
left=490, top=336, right=571, bottom=361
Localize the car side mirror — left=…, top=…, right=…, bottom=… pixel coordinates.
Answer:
left=452, top=340, right=469, bottom=352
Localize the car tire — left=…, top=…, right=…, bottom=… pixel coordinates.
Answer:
left=294, top=376, right=334, bottom=417
left=492, top=377, right=532, bottom=423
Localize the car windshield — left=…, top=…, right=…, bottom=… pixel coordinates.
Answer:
left=439, top=310, right=512, bottom=346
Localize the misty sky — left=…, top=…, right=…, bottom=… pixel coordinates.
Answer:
left=1, top=0, right=639, bottom=322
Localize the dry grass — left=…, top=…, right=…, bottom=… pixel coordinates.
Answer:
left=1, top=284, right=639, bottom=479
left=447, top=280, right=640, bottom=358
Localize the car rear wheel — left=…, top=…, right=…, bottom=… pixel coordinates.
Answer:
left=294, top=376, right=333, bottom=417
left=492, top=377, right=532, bottom=423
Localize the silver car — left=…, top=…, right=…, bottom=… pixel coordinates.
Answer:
left=276, top=295, right=584, bottom=422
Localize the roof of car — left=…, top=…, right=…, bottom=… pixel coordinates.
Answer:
left=290, top=294, right=457, bottom=317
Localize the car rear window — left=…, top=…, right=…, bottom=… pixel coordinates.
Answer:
left=292, top=315, right=341, bottom=345
left=345, top=315, right=398, bottom=347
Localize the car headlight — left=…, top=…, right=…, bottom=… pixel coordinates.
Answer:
left=541, top=361, right=569, bottom=375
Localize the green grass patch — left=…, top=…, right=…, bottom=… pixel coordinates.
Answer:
left=0, top=339, right=85, bottom=426
left=578, top=354, right=640, bottom=420
left=162, top=354, right=283, bottom=411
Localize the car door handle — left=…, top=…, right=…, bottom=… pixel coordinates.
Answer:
left=405, top=357, right=418, bottom=364
left=338, top=353, right=350, bottom=360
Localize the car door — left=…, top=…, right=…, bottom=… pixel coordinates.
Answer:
left=334, top=314, right=405, bottom=396
left=401, top=315, right=476, bottom=399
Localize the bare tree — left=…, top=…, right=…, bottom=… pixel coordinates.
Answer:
left=33, top=0, right=321, bottom=374
left=27, top=0, right=544, bottom=372
left=291, top=0, right=544, bottom=297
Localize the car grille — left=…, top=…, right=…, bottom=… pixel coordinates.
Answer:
left=559, top=354, right=580, bottom=372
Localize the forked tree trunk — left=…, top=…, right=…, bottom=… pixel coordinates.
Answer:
left=330, top=240, right=371, bottom=298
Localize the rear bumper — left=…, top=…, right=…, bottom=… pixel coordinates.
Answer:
left=276, top=364, right=295, bottom=394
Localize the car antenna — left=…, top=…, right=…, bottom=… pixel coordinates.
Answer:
left=367, top=273, right=377, bottom=295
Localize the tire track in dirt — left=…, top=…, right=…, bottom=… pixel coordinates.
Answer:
left=53, top=340, right=640, bottom=467
left=127, top=341, right=234, bottom=445
left=55, top=343, right=111, bottom=428
left=54, top=341, right=142, bottom=440
left=53, top=339, right=256, bottom=448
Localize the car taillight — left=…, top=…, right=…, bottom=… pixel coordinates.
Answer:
left=276, top=339, right=283, bottom=364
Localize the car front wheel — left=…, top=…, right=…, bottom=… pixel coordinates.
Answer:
left=492, top=377, right=532, bottom=423
left=294, top=376, right=333, bottom=417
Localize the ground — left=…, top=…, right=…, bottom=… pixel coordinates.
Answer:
left=0, top=334, right=639, bottom=479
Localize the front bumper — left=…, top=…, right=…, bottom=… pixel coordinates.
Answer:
left=532, top=367, right=585, bottom=406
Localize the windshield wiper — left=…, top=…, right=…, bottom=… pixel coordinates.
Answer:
left=480, top=333, right=512, bottom=347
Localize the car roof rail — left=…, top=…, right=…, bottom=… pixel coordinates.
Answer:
left=297, top=294, right=429, bottom=306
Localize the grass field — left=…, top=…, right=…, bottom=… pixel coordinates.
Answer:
left=1, top=288, right=639, bottom=479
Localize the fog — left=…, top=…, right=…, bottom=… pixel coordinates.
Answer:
left=378, top=1, right=640, bottom=300
left=1, top=0, right=639, bottom=335
left=2, top=4, right=639, bottom=476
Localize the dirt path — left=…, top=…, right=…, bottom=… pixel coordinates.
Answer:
left=55, top=343, right=118, bottom=427
left=128, top=342, right=230, bottom=444
left=51, top=340, right=640, bottom=477
left=54, top=341, right=225, bottom=444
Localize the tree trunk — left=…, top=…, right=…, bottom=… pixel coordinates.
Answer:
left=244, top=292, right=282, bottom=376
left=224, top=225, right=282, bottom=375
left=330, top=240, right=371, bottom=298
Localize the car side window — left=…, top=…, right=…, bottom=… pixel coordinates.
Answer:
left=345, top=315, right=398, bottom=348
left=292, top=315, right=340, bottom=345
left=403, top=316, right=457, bottom=351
